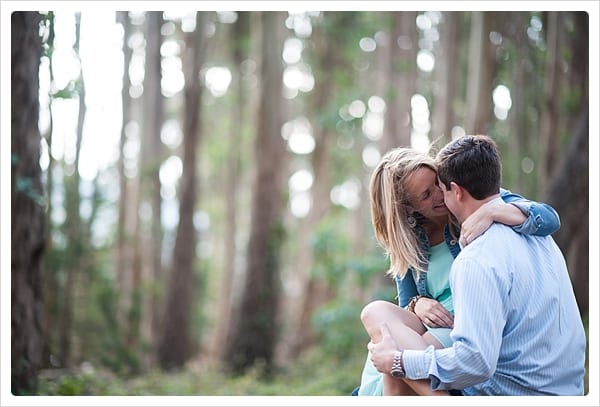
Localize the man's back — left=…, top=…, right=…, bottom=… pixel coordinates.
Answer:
left=450, top=222, right=586, bottom=395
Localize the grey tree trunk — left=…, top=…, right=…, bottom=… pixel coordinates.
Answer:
left=382, top=11, right=417, bottom=151
left=431, top=11, right=460, bottom=147
left=212, top=11, right=251, bottom=361
left=11, top=10, right=46, bottom=394
left=224, top=11, right=287, bottom=375
left=465, top=12, right=495, bottom=134
left=157, top=12, right=209, bottom=370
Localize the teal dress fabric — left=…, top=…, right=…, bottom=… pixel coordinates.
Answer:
left=357, top=243, right=454, bottom=396
left=357, top=351, right=384, bottom=396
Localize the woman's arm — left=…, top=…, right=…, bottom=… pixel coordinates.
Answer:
left=459, top=188, right=560, bottom=246
left=498, top=188, right=561, bottom=236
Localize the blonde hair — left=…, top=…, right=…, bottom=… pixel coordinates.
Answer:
left=369, top=148, right=437, bottom=279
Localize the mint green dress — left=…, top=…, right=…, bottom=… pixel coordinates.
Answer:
left=357, top=242, right=454, bottom=396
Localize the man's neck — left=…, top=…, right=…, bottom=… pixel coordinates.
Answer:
left=459, top=193, right=501, bottom=224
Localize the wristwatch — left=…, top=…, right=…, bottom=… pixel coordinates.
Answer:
left=390, top=350, right=405, bottom=378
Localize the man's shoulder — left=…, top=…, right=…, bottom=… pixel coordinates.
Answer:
left=466, top=223, right=517, bottom=249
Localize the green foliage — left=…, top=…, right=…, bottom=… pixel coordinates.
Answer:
left=36, top=344, right=366, bottom=396
left=309, top=221, right=349, bottom=284
left=312, top=300, right=368, bottom=361
left=347, top=254, right=389, bottom=289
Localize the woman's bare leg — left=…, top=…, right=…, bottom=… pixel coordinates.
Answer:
left=360, top=300, right=449, bottom=396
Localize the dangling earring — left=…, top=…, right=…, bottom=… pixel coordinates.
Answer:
left=407, top=214, right=417, bottom=228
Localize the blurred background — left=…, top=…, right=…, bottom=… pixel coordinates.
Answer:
left=9, top=7, right=591, bottom=397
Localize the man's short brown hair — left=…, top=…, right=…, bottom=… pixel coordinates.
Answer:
left=435, top=134, right=502, bottom=200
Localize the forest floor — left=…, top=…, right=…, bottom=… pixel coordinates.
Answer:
left=35, top=346, right=363, bottom=396
left=35, top=317, right=590, bottom=397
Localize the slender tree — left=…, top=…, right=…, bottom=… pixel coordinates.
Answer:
left=135, top=11, right=165, bottom=360
left=431, top=11, right=460, bottom=146
left=285, top=11, right=360, bottom=359
left=115, top=10, right=137, bottom=337
left=212, top=11, right=251, bottom=361
left=58, top=11, right=86, bottom=367
left=545, top=11, right=589, bottom=317
left=158, top=11, right=210, bottom=369
left=538, top=11, right=563, bottom=193
left=464, top=11, right=496, bottom=134
left=224, top=11, right=288, bottom=374
left=11, top=11, right=46, bottom=394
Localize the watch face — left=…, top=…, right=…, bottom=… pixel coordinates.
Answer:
left=391, top=370, right=404, bottom=378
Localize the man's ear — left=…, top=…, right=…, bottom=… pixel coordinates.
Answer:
left=450, top=181, right=463, bottom=200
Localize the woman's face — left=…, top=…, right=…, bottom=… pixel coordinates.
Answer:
left=404, top=166, right=448, bottom=219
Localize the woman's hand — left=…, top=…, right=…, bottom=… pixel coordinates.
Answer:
left=460, top=199, right=526, bottom=246
left=414, top=297, right=454, bottom=328
left=459, top=200, right=496, bottom=246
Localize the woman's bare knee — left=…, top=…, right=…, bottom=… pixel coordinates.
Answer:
left=360, top=300, right=391, bottom=326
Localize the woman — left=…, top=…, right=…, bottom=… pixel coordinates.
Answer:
left=356, top=147, right=560, bottom=396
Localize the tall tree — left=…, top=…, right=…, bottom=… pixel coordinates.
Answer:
left=503, top=11, right=535, bottom=195
left=431, top=11, right=460, bottom=146
left=464, top=11, right=496, bottom=134
left=546, top=110, right=588, bottom=316
left=134, top=11, right=165, bottom=360
left=224, top=11, right=288, bottom=374
left=157, top=12, right=210, bottom=369
left=115, top=10, right=137, bottom=339
left=40, top=11, right=59, bottom=368
left=382, top=11, right=417, bottom=151
left=545, top=11, right=589, bottom=317
left=11, top=11, right=46, bottom=394
left=285, top=11, right=360, bottom=359
left=212, top=11, right=251, bottom=361
left=538, top=11, right=564, bottom=193
left=58, top=11, right=86, bottom=367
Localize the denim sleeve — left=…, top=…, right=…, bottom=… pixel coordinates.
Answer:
left=396, top=273, right=418, bottom=308
left=499, top=188, right=561, bottom=236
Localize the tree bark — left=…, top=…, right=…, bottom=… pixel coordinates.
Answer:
left=11, top=11, right=46, bottom=394
left=431, top=11, right=460, bottom=147
left=135, top=11, right=165, bottom=363
left=538, top=11, right=563, bottom=193
left=465, top=12, right=495, bottom=134
left=212, top=11, right=251, bottom=361
left=115, top=10, right=137, bottom=339
left=283, top=11, right=354, bottom=359
left=224, top=11, right=287, bottom=375
left=58, top=11, right=85, bottom=368
left=382, top=11, right=417, bottom=151
left=157, top=12, right=209, bottom=370
left=545, top=110, right=588, bottom=316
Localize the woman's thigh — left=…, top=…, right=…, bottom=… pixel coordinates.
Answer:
left=361, top=300, right=443, bottom=349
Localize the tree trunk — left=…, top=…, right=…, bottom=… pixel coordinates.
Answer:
left=538, top=12, right=563, bottom=193
left=135, top=11, right=165, bottom=363
left=57, top=12, right=86, bottom=368
left=283, top=11, right=352, bottom=359
left=224, top=11, right=287, bottom=375
left=545, top=11, right=588, bottom=318
left=11, top=11, right=46, bottom=394
left=212, top=11, right=251, bottom=361
left=465, top=11, right=495, bottom=134
left=157, top=12, right=209, bottom=370
left=382, top=11, right=417, bottom=151
left=41, top=11, right=58, bottom=368
left=545, top=110, right=588, bottom=316
left=115, top=10, right=137, bottom=337
left=431, top=11, right=460, bottom=147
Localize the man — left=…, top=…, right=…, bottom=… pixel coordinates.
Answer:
left=368, top=134, right=586, bottom=395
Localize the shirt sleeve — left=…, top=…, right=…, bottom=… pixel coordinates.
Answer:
left=402, top=254, right=509, bottom=390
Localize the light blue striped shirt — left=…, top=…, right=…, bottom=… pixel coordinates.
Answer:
left=402, top=221, right=586, bottom=395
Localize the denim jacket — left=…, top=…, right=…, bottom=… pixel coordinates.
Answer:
left=395, top=188, right=561, bottom=308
